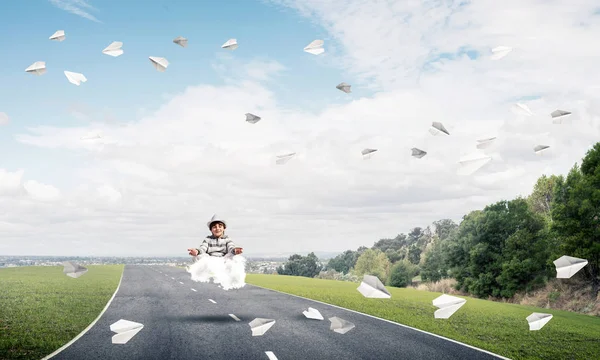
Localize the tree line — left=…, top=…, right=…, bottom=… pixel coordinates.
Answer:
left=276, top=142, right=600, bottom=300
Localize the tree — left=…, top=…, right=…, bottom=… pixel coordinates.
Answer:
left=551, top=143, right=600, bottom=297
left=327, top=250, right=357, bottom=274
left=432, top=219, right=458, bottom=241
left=276, top=253, right=322, bottom=278
left=353, top=248, right=391, bottom=284
left=388, top=259, right=418, bottom=287
left=407, top=244, right=422, bottom=265
left=421, top=237, right=451, bottom=282
left=527, top=174, right=562, bottom=220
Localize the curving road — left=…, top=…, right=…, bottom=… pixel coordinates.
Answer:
left=45, top=265, right=509, bottom=360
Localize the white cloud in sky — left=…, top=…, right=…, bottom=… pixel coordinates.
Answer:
left=48, top=0, right=101, bottom=23
left=3, top=0, right=600, bottom=256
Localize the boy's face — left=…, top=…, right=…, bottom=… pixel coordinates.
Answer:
left=211, top=222, right=225, bottom=237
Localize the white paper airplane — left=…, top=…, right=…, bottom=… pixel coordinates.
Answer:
left=526, top=313, right=553, bottom=331
left=411, top=148, right=427, bottom=158
left=25, top=61, right=47, bottom=75
left=429, top=122, right=449, bottom=136
left=553, top=255, right=588, bottom=278
left=304, top=40, right=324, bottom=55
left=49, top=30, right=66, bottom=42
left=149, top=56, right=169, bottom=72
left=64, top=71, right=87, bottom=86
left=551, top=109, right=572, bottom=124
left=302, top=307, right=324, bottom=320
left=512, top=103, right=533, bottom=116
left=432, top=294, right=466, bottom=319
left=62, top=261, right=88, bottom=278
left=357, top=274, right=391, bottom=298
left=276, top=153, right=295, bottom=165
left=222, top=38, right=238, bottom=50
left=336, top=82, right=351, bottom=93
left=476, top=137, right=497, bottom=150
left=534, top=145, right=550, bottom=155
left=328, top=316, right=354, bottom=334
left=458, top=152, right=492, bottom=176
left=361, top=148, right=377, bottom=160
left=249, top=318, right=275, bottom=336
left=102, top=41, right=124, bottom=57
left=173, top=36, right=188, bottom=48
left=110, top=319, right=144, bottom=344
left=245, top=113, right=261, bottom=124
left=490, top=46, right=512, bottom=60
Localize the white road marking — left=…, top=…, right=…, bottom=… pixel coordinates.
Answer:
left=179, top=281, right=184, bottom=285
left=265, top=352, right=278, bottom=360
left=191, top=288, right=197, bottom=292
left=229, top=314, right=240, bottom=321
left=208, top=299, right=216, bottom=304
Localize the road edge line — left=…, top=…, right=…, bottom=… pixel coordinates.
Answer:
left=246, top=284, right=512, bottom=360
left=41, top=265, right=126, bottom=360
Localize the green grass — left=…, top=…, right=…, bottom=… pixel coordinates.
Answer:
left=0, top=265, right=123, bottom=360
left=245, top=274, right=600, bottom=360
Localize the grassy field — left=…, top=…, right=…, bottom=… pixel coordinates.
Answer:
left=0, top=265, right=123, bottom=360
left=245, top=274, right=600, bottom=360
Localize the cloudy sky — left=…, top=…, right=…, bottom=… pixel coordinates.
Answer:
left=1, top=0, right=599, bottom=257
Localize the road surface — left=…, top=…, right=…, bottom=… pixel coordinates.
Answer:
left=47, top=265, right=508, bottom=360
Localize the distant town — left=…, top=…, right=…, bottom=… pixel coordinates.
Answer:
left=0, top=255, right=326, bottom=275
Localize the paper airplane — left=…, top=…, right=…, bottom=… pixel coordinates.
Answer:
left=222, top=38, right=238, bottom=50
left=302, top=307, right=324, bottom=320
left=458, top=152, right=492, bottom=176
left=361, top=148, right=377, bottom=159
left=49, top=30, right=66, bottom=42
left=62, top=261, right=88, bottom=278
left=304, top=40, right=324, bottom=55
left=432, top=294, right=466, bottom=319
left=490, top=46, right=511, bottom=60
left=110, top=319, right=144, bottom=344
left=249, top=318, right=275, bottom=336
left=149, top=56, right=169, bottom=72
left=102, top=41, right=124, bottom=57
left=526, top=313, right=553, bottom=331
left=64, top=71, right=87, bottom=86
left=173, top=36, right=188, bottom=48
left=411, top=148, right=427, bottom=158
left=476, top=137, right=496, bottom=150
left=429, top=122, right=449, bottom=136
left=25, top=61, right=46, bottom=75
left=553, top=255, right=588, bottom=279
left=357, top=274, right=391, bottom=298
left=336, top=82, right=351, bottom=93
left=245, top=113, right=261, bottom=124
left=80, top=133, right=102, bottom=140
left=551, top=109, right=572, bottom=124
left=328, top=316, right=354, bottom=334
left=512, top=103, right=533, bottom=116
left=534, top=145, right=550, bottom=155
left=276, top=153, right=295, bottom=165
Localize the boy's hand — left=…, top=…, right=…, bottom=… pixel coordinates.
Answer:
left=187, top=248, right=199, bottom=256
left=233, top=247, right=243, bottom=255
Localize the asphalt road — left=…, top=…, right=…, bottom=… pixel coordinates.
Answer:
left=47, top=265, right=508, bottom=360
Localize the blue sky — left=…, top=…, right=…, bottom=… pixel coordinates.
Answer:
left=0, top=0, right=364, bottom=188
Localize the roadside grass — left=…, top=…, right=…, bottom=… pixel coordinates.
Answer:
left=245, top=274, right=600, bottom=360
left=0, top=265, right=123, bottom=360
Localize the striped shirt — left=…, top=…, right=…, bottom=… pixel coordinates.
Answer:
left=197, top=235, right=236, bottom=257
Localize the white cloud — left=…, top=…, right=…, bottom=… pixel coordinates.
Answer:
left=48, top=0, right=101, bottom=23
left=3, top=1, right=600, bottom=256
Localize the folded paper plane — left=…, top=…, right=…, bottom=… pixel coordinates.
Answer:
left=304, top=40, right=324, bottom=55
left=534, top=145, right=550, bottom=155
left=25, top=61, right=47, bottom=75
left=458, top=152, right=492, bottom=176
left=102, top=41, right=124, bottom=57
left=302, top=307, right=324, bottom=320
left=526, top=313, right=553, bottom=331
left=222, top=39, right=238, bottom=50
left=361, top=148, right=377, bottom=159
left=63, top=261, right=88, bottom=278
left=64, top=71, right=87, bottom=86
left=245, top=113, right=261, bottom=124
left=476, top=137, right=496, bottom=150
left=173, top=36, right=188, bottom=48
left=490, top=46, right=511, bottom=60
left=49, top=30, right=66, bottom=42
left=411, top=148, right=427, bottom=158
left=553, top=255, right=588, bottom=279
left=551, top=109, right=571, bottom=124
left=329, top=316, right=354, bottom=334
left=149, top=56, right=169, bottom=72
left=336, top=82, right=351, bottom=93
left=357, top=274, right=391, bottom=298
left=276, top=153, right=295, bottom=165
left=110, top=319, right=144, bottom=344
left=432, top=294, right=466, bottom=319
left=512, top=103, right=533, bottom=116
left=429, top=122, right=449, bottom=136
left=249, top=318, right=275, bottom=336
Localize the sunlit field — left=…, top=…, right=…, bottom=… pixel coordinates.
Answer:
left=245, top=274, right=600, bottom=360
left=0, top=265, right=123, bottom=360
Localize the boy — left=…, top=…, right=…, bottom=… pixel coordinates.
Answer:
left=186, top=214, right=246, bottom=290
left=187, top=214, right=243, bottom=258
